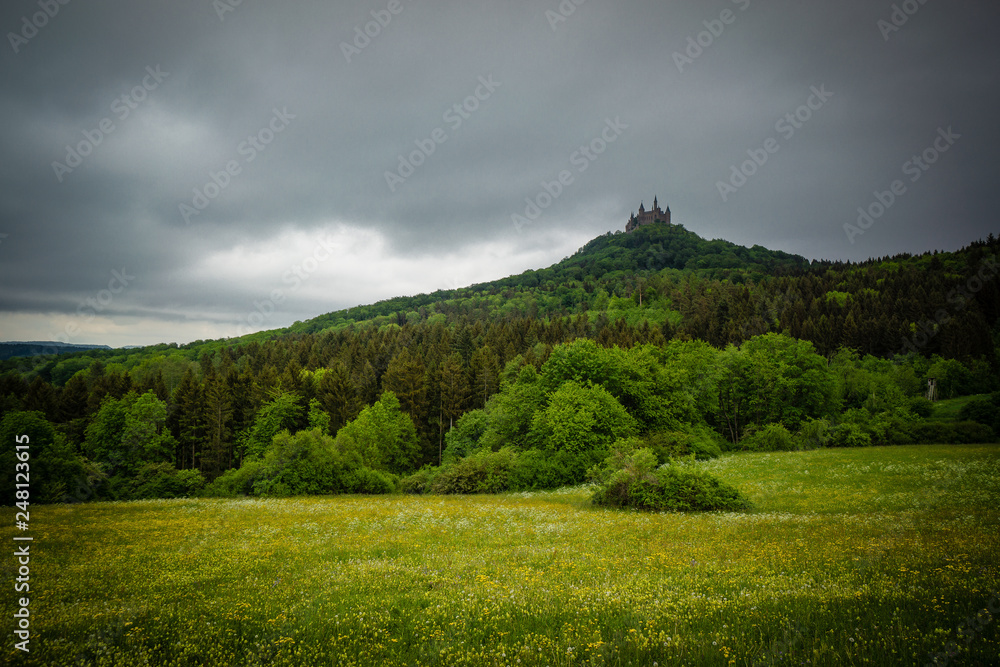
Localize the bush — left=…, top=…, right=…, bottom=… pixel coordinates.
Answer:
left=130, top=463, right=205, bottom=499
left=909, top=421, right=996, bottom=444
left=643, top=427, right=723, bottom=462
left=342, top=467, right=396, bottom=494
left=795, top=418, right=832, bottom=449
left=509, top=448, right=605, bottom=491
left=908, top=397, right=935, bottom=418
left=830, top=422, right=872, bottom=448
left=959, top=398, right=1000, bottom=433
left=590, top=448, right=750, bottom=512
left=739, top=423, right=796, bottom=452
left=398, top=466, right=440, bottom=494
left=527, top=381, right=638, bottom=454
left=428, top=447, right=519, bottom=494
left=202, top=458, right=264, bottom=497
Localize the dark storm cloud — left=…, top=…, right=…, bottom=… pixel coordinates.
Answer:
left=0, top=0, right=997, bottom=345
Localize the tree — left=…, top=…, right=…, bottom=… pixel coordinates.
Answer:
left=316, top=361, right=357, bottom=434
left=334, top=391, right=419, bottom=474
left=202, top=377, right=233, bottom=477
left=479, top=365, right=546, bottom=450
left=382, top=347, right=427, bottom=425
left=243, top=391, right=304, bottom=460
left=528, top=380, right=638, bottom=454
left=169, top=369, right=205, bottom=471
left=121, top=391, right=176, bottom=473
left=438, top=352, right=469, bottom=463
left=2, top=411, right=88, bottom=504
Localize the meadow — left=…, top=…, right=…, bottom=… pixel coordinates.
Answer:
left=4, top=444, right=999, bottom=666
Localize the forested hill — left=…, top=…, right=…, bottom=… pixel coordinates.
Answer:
left=2, top=222, right=998, bottom=388
left=292, top=223, right=812, bottom=335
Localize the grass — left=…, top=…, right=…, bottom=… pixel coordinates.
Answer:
left=930, top=394, right=991, bottom=421
left=3, top=444, right=999, bottom=666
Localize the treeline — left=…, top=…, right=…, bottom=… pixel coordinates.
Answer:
left=2, top=329, right=998, bottom=504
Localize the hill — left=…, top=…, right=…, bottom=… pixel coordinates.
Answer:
left=0, top=341, right=112, bottom=361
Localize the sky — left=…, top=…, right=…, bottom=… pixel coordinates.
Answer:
left=0, top=0, right=997, bottom=348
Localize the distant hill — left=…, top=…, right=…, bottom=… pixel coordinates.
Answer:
left=289, top=223, right=815, bottom=335
left=0, top=341, right=112, bottom=361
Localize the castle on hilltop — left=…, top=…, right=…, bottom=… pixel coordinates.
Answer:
left=626, top=196, right=670, bottom=232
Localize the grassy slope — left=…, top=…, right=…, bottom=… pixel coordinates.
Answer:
left=930, top=395, right=991, bottom=422
left=4, top=445, right=999, bottom=666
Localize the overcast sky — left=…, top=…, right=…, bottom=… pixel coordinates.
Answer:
left=1, top=0, right=997, bottom=347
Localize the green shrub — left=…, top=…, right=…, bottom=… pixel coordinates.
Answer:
left=795, top=418, right=832, bottom=449
left=950, top=421, right=996, bottom=443
left=509, top=448, right=605, bottom=491
left=202, top=458, right=264, bottom=497
left=342, top=467, right=396, bottom=494
left=739, top=423, right=796, bottom=452
left=527, top=381, right=638, bottom=454
left=590, top=448, right=750, bottom=512
left=398, top=466, right=440, bottom=494
left=428, top=447, right=519, bottom=494
left=830, top=422, right=872, bottom=447
left=131, top=462, right=205, bottom=499
left=908, top=397, right=934, bottom=418
left=643, top=427, right=723, bottom=462
left=909, top=420, right=996, bottom=444
left=959, top=398, right=1000, bottom=433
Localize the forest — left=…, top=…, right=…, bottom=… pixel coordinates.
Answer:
left=2, top=223, right=999, bottom=505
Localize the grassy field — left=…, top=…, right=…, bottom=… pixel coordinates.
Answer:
left=930, top=395, right=991, bottom=422
left=4, top=445, right=1000, bottom=666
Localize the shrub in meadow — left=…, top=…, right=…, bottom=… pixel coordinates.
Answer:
left=428, top=447, right=519, bottom=494
left=590, top=447, right=751, bottom=512
left=739, top=423, right=796, bottom=452
left=794, top=417, right=832, bottom=449
left=830, top=422, right=872, bottom=447
left=398, top=465, right=441, bottom=494
left=202, top=457, right=264, bottom=497
left=130, top=462, right=205, bottom=499
left=508, top=448, right=605, bottom=491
